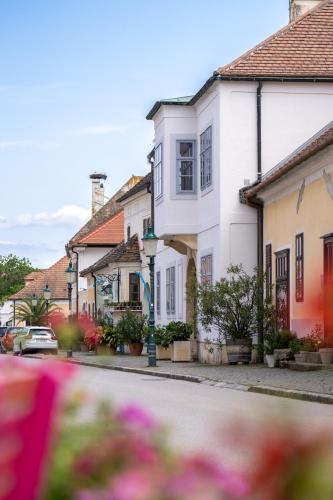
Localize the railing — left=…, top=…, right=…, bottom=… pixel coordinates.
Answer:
left=108, top=301, right=142, bottom=312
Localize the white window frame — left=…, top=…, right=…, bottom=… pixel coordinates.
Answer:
left=200, top=126, right=212, bottom=190
left=176, top=140, right=196, bottom=194
left=201, top=254, right=213, bottom=284
left=156, top=270, right=161, bottom=317
left=166, top=266, right=176, bottom=315
left=154, top=143, right=163, bottom=199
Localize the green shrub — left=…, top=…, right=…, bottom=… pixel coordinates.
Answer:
left=102, top=324, right=121, bottom=347
left=163, top=321, right=192, bottom=347
left=116, top=310, right=147, bottom=344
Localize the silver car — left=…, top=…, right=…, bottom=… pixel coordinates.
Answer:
left=13, top=326, right=58, bottom=355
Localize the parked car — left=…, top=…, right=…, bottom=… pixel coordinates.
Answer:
left=0, top=326, right=8, bottom=353
left=13, top=326, right=58, bottom=356
left=2, top=326, right=26, bottom=351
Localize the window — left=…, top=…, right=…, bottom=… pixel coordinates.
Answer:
left=265, top=244, right=272, bottom=302
left=154, top=143, right=162, bottom=198
left=166, top=266, right=176, bottom=315
left=156, top=271, right=161, bottom=316
left=127, top=225, right=131, bottom=241
left=176, top=140, right=196, bottom=193
left=295, top=234, right=304, bottom=302
left=200, top=126, right=212, bottom=189
left=143, top=217, right=151, bottom=237
left=201, top=255, right=213, bottom=284
left=129, top=273, right=140, bottom=302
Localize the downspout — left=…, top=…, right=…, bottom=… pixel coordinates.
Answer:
left=92, top=273, right=97, bottom=319
left=257, top=81, right=263, bottom=182
left=13, top=300, right=16, bottom=326
left=147, top=149, right=155, bottom=231
left=71, top=247, right=80, bottom=317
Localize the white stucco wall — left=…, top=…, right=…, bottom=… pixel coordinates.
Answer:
left=152, top=78, right=333, bottom=340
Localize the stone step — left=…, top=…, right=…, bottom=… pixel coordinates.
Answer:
left=288, top=361, right=333, bottom=372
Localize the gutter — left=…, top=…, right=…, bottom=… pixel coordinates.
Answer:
left=146, top=74, right=333, bottom=120
left=92, top=273, right=98, bottom=319
left=147, top=149, right=155, bottom=230
left=70, top=247, right=80, bottom=318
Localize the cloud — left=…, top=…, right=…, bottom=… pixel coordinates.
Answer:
left=75, top=124, right=128, bottom=136
left=4, top=205, right=90, bottom=229
left=0, top=216, right=6, bottom=224
left=0, top=140, right=58, bottom=151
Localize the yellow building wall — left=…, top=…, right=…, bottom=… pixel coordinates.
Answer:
left=264, top=172, right=333, bottom=336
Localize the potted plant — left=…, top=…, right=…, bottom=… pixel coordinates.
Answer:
left=197, top=265, right=263, bottom=364
left=153, top=326, right=172, bottom=360
left=273, top=330, right=297, bottom=364
left=165, top=321, right=192, bottom=362
left=263, top=332, right=278, bottom=368
left=102, top=323, right=121, bottom=355
left=116, top=309, right=147, bottom=356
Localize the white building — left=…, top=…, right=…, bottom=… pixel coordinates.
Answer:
left=147, top=0, right=333, bottom=361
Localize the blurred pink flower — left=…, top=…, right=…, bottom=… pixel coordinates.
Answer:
left=118, top=404, right=158, bottom=431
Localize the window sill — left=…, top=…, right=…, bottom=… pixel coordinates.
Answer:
left=155, top=195, right=164, bottom=206
left=200, top=184, right=214, bottom=197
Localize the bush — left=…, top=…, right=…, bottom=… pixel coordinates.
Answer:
left=102, top=324, right=121, bottom=348
left=263, top=330, right=298, bottom=355
left=163, top=321, right=192, bottom=347
left=116, top=309, right=147, bottom=344
left=151, top=326, right=169, bottom=347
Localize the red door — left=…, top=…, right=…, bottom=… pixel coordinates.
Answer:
left=324, top=238, right=333, bottom=341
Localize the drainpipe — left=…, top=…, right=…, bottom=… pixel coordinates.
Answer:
left=257, top=81, right=263, bottom=182
left=71, top=247, right=80, bottom=318
left=92, top=273, right=98, bottom=319
left=13, top=300, right=16, bottom=326
left=147, top=149, right=155, bottom=231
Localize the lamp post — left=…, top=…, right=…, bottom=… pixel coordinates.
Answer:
left=43, top=283, right=51, bottom=324
left=66, top=260, right=76, bottom=358
left=142, top=226, right=158, bottom=367
left=31, top=293, right=38, bottom=307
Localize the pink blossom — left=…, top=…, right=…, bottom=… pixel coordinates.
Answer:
left=118, top=404, right=158, bottom=431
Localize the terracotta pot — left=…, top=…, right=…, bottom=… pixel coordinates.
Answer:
left=129, top=343, right=143, bottom=356
left=109, top=345, right=117, bottom=356
left=226, top=338, right=252, bottom=365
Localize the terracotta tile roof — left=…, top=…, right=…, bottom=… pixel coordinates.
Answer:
left=244, top=119, right=333, bottom=198
left=117, top=173, right=151, bottom=203
left=80, top=235, right=141, bottom=276
left=10, top=256, right=69, bottom=300
left=69, top=175, right=142, bottom=246
left=77, top=210, right=124, bottom=245
left=216, top=0, right=333, bottom=78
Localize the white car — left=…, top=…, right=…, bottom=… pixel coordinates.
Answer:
left=13, top=326, right=58, bottom=355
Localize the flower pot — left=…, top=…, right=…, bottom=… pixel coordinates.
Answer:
left=129, top=342, right=143, bottom=356
left=96, top=345, right=110, bottom=356
left=319, top=348, right=333, bottom=365
left=273, top=349, right=291, bottom=363
left=80, top=342, right=89, bottom=353
left=226, top=338, right=252, bottom=365
left=109, top=345, right=117, bottom=356
left=265, top=354, right=276, bottom=368
left=171, top=341, right=192, bottom=362
left=156, top=345, right=171, bottom=360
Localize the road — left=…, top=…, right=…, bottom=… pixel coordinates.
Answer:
left=64, top=363, right=333, bottom=466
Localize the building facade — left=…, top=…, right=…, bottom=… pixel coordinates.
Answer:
left=147, top=0, right=333, bottom=360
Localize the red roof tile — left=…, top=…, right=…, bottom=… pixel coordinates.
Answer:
left=10, top=256, right=69, bottom=300
left=77, top=210, right=124, bottom=245
left=216, top=0, right=333, bottom=78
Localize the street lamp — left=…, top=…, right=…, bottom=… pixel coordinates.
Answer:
left=66, top=260, right=76, bottom=358
left=142, top=226, right=158, bottom=367
left=31, top=293, right=38, bottom=307
left=43, top=283, right=52, bottom=324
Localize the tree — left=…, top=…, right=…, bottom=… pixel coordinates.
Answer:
left=15, top=297, right=60, bottom=326
left=0, top=254, right=36, bottom=304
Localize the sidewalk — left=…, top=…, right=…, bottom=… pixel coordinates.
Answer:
left=46, top=351, right=333, bottom=404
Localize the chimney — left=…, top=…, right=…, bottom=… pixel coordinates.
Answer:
left=89, top=173, right=107, bottom=215
left=289, top=0, right=322, bottom=22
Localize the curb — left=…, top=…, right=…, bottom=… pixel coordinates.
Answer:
left=25, top=355, right=333, bottom=405
left=248, top=385, right=333, bottom=405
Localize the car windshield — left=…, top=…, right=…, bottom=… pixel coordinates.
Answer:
left=30, top=329, right=53, bottom=336
left=0, top=327, right=7, bottom=337
left=8, top=327, right=27, bottom=335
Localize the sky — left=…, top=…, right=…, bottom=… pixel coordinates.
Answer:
left=0, top=0, right=288, bottom=268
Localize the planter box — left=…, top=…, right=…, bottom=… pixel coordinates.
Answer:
left=226, top=339, right=252, bottom=365
left=273, top=349, right=291, bottom=363
left=96, top=345, right=110, bottom=356
left=80, top=342, right=89, bottom=353
left=319, top=348, right=333, bottom=364
left=156, top=345, right=171, bottom=360
left=301, top=351, right=322, bottom=364
left=171, top=341, right=192, bottom=362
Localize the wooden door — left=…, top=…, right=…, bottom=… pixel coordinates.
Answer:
left=276, top=249, right=290, bottom=331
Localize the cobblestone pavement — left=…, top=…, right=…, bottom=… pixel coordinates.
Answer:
left=60, top=352, right=333, bottom=396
